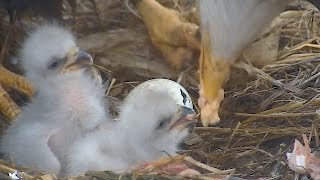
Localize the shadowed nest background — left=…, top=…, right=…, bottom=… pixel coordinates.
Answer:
left=1, top=0, right=320, bottom=179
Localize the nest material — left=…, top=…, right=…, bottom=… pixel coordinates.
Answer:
left=1, top=0, right=320, bottom=179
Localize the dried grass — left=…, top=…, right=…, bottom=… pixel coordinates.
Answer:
left=1, top=0, right=320, bottom=179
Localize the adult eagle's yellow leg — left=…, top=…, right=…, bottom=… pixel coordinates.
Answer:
left=0, top=83, right=20, bottom=120
left=0, top=65, right=34, bottom=120
left=198, top=32, right=230, bottom=127
left=197, top=0, right=292, bottom=127
left=134, top=0, right=200, bottom=69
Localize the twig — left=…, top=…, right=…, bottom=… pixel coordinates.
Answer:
left=226, top=122, right=241, bottom=149
left=106, top=78, right=116, bottom=96
left=124, top=0, right=141, bottom=19
left=236, top=112, right=317, bottom=118
left=183, top=156, right=235, bottom=175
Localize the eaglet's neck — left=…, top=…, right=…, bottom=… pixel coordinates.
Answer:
left=37, top=74, right=99, bottom=106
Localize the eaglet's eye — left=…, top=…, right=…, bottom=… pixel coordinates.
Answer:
left=156, top=117, right=170, bottom=129
left=48, top=58, right=63, bottom=70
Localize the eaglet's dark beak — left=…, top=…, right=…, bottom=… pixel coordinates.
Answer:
left=169, top=106, right=197, bottom=131
left=63, top=49, right=93, bottom=72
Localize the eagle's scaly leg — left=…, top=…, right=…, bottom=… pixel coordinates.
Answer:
left=198, top=32, right=231, bottom=127
left=0, top=83, right=20, bottom=120
left=0, top=65, right=34, bottom=120
left=134, top=0, right=200, bottom=69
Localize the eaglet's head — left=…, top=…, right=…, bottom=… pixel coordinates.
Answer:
left=20, top=24, right=93, bottom=84
left=119, top=90, right=197, bottom=154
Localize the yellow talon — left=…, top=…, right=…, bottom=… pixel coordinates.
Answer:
left=0, top=65, right=34, bottom=120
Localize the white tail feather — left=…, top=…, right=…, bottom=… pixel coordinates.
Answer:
left=199, top=0, right=292, bottom=61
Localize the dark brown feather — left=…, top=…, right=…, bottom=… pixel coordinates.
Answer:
left=0, top=0, right=64, bottom=22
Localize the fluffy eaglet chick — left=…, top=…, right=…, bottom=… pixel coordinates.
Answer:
left=65, top=90, right=196, bottom=176
left=118, top=90, right=197, bottom=163
left=1, top=24, right=109, bottom=175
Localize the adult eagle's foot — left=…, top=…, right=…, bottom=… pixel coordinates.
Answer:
left=198, top=32, right=231, bottom=127
left=198, top=87, right=225, bottom=127
left=0, top=66, right=34, bottom=120
left=134, top=0, right=200, bottom=69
